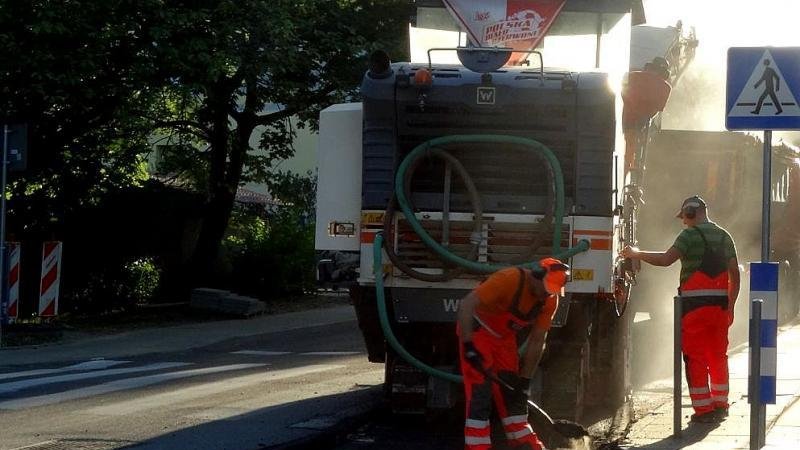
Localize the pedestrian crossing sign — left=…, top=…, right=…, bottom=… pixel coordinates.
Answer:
left=726, top=47, right=800, bottom=130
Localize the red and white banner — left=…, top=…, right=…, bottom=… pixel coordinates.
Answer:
left=442, top=0, right=566, bottom=65
left=6, top=242, right=20, bottom=322
left=39, top=241, right=62, bottom=317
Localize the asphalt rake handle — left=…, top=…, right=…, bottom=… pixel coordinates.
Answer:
left=479, top=367, right=590, bottom=440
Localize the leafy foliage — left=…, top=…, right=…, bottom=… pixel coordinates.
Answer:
left=63, top=257, right=162, bottom=315
left=0, top=1, right=162, bottom=232
left=147, top=0, right=411, bottom=278
left=222, top=171, right=317, bottom=299
left=1, top=1, right=410, bottom=307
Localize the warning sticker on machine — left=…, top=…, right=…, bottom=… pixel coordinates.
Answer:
left=571, top=269, right=594, bottom=281
left=361, top=212, right=385, bottom=225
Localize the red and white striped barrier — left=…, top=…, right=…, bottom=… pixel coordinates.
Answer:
left=6, top=242, right=20, bottom=323
left=39, top=241, right=63, bottom=317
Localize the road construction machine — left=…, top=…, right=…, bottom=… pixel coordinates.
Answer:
left=315, top=0, right=699, bottom=420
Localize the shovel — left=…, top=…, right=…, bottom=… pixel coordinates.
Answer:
left=481, top=369, right=591, bottom=448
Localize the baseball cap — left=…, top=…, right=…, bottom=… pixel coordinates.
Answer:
left=676, top=195, right=707, bottom=218
left=539, top=257, right=570, bottom=295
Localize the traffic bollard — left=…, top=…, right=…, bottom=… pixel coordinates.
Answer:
left=750, top=298, right=763, bottom=450
left=673, top=295, right=682, bottom=438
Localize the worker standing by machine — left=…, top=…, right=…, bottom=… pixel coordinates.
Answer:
left=622, top=196, right=740, bottom=423
left=456, top=258, right=570, bottom=449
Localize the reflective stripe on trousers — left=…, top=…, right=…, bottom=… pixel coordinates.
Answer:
left=458, top=326, right=544, bottom=450
left=681, top=289, right=728, bottom=297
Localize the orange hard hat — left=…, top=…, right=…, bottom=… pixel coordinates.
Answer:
left=539, top=257, right=570, bottom=295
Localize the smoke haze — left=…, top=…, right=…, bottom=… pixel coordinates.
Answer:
left=630, top=1, right=800, bottom=385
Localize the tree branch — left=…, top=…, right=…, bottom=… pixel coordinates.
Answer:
left=253, top=86, right=338, bottom=127
left=155, top=119, right=211, bottom=140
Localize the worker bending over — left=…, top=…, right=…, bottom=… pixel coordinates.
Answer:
left=457, top=258, right=569, bottom=449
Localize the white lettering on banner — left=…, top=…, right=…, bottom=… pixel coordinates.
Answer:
left=484, top=10, right=545, bottom=45
left=443, top=298, right=461, bottom=312
left=442, top=0, right=566, bottom=66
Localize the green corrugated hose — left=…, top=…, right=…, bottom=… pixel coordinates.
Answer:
left=374, top=134, right=591, bottom=383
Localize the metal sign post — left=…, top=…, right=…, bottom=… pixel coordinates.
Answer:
left=727, top=47, right=798, bottom=449
left=0, top=123, right=26, bottom=346
left=0, top=125, right=8, bottom=346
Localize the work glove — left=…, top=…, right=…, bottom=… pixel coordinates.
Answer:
left=512, top=375, right=532, bottom=399
left=498, top=372, right=532, bottom=406
left=514, top=377, right=531, bottom=401
left=462, top=341, right=484, bottom=372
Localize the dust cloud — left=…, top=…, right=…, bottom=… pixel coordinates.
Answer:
left=648, top=0, right=800, bottom=144
left=629, top=1, right=800, bottom=386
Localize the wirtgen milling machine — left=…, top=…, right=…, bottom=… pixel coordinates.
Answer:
left=315, top=0, right=697, bottom=420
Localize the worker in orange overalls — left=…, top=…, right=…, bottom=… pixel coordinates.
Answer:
left=456, top=258, right=570, bottom=450
left=623, top=195, right=740, bottom=423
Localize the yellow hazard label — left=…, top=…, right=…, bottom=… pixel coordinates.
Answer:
left=361, top=212, right=385, bottom=225
left=572, top=269, right=594, bottom=281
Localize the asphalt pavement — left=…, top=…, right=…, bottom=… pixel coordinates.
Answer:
left=0, top=305, right=357, bottom=366
left=0, top=305, right=385, bottom=450
left=6, top=305, right=798, bottom=449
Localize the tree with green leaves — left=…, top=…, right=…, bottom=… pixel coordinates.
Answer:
left=149, top=0, right=410, bottom=279
left=0, top=1, right=162, bottom=231
left=2, top=0, right=410, bottom=289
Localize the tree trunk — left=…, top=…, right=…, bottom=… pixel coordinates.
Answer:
left=189, top=86, right=236, bottom=284
left=191, top=183, right=236, bottom=283
left=189, top=85, right=256, bottom=287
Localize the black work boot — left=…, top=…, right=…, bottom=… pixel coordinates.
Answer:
left=690, top=411, right=717, bottom=423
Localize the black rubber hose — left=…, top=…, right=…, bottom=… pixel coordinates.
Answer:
left=382, top=147, right=483, bottom=281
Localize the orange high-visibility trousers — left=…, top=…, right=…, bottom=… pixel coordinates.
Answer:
left=458, top=325, right=545, bottom=450
left=681, top=305, right=730, bottom=414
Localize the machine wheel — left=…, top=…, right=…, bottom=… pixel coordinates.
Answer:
left=613, top=260, right=633, bottom=318
left=540, top=340, right=589, bottom=421
left=587, top=300, right=631, bottom=410
left=540, top=300, right=592, bottom=421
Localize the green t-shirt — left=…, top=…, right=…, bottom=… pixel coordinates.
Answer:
left=671, top=222, right=737, bottom=284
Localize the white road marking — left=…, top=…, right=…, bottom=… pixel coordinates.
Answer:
left=84, top=364, right=342, bottom=416
left=231, top=350, right=361, bottom=356
left=0, top=364, right=264, bottom=410
left=0, top=362, right=190, bottom=394
left=9, top=441, right=59, bottom=450
left=231, top=350, right=291, bottom=356
left=300, top=351, right=360, bottom=356
left=0, top=360, right=131, bottom=381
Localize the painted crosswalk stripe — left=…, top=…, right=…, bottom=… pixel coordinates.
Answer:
left=231, top=351, right=361, bottom=356
left=300, top=351, right=360, bottom=356
left=231, top=350, right=291, bottom=356
left=0, top=364, right=265, bottom=410
left=84, top=364, right=341, bottom=416
left=0, top=362, right=190, bottom=394
left=0, top=360, right=131, bottom=381
left=9, top=440, right=59, bottom=450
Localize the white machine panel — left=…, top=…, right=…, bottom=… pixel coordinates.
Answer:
left=568, top=215, right=614, bottom=294
left=314, top=103, right=363, bottom=251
